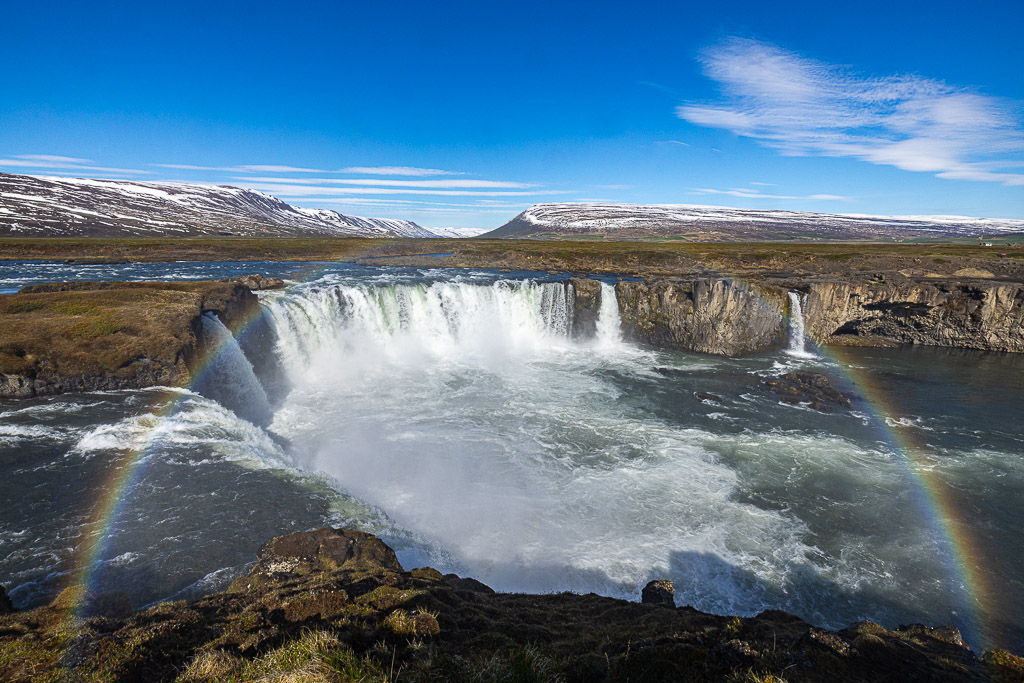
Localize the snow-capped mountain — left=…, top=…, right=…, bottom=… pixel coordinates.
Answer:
left=487, top=202, right=1024, bottom=240
left=423, top=226, right=491, bottom=238
left=0, top=172, right=438, bottom=238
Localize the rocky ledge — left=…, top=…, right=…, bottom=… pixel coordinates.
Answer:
left=0, top=528, right=1020, bottom=682
left=565, top=275, right=1024, bottom=356
left=0, top=276, right=282, bottom=398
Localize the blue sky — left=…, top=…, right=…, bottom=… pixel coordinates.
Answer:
left=1, top=0, right=1022, bottom=229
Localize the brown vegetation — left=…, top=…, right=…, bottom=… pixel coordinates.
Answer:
left=0, top=280, right=257, bottom=396
left=1, top=237, right=1022, bottom=281
left=1, top=528, right=1020, bottom=682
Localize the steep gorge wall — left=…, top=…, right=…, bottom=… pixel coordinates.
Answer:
left=801, top=279, right=1024, bottom=353
left=597, top=276, right=1024, bottom=356
left=611, top=279, right=788, bottom=356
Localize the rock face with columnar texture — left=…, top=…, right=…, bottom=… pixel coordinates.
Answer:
left=614, top=279, right=787, bottom=356
left=801, top=279, right=1024, bottom=352
left=569, top=277, right=603, bottom=338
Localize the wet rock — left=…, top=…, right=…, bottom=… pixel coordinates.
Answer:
left=616, top=279, right=787, bottom=356
left=246, top=527, right=402, bottom=582
left=443, top=574, right=495, bottom=594
left=798, top=627, right=851, bottom=656
left=696, top=391, right=723, bottom=403
left=0, top=585, right=14, bottom=614
left=641, top=579, right=675, bottom=607
left=569, top=277, right=603, bottom=338
left=897, top=623, right=969, bottom=649
left=764, top=371, right=851, bottom=412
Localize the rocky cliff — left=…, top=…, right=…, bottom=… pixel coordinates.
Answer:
left=801, top=279, right=1024, bottom=352
left=611, top=279, right=788, bottom=355
left=1, top=528, right=1019, bottom=682
left=0, top=277, right=282, bottom=398
left=588, top=276, right=1024, bottom=356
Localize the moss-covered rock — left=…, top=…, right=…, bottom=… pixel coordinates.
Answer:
left=0, top=279, right=263, bottom=398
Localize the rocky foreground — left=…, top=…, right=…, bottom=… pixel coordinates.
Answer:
left=1, top=528, right=1020, bottom=682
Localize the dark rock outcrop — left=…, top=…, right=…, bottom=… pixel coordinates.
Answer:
left=569, top=277, right=603, bottom=338
left=802, top=279, right=1024, bottom=352
left=2, top=528, right=1020, bottom=682
left=0, top=585, right=13, bottom=614
left=615, top=279, right=787, bottom=356
left=606, top=274, right=1024, bottom=356
left=764, top=371, right=852, bottom=412
left=242, top=527, right=402, bottom=584
left=641, top=580, right=675, bottom=607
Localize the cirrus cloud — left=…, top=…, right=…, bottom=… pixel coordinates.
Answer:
left=677, top=38, right=1024, bottom=186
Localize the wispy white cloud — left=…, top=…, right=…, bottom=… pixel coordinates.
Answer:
left=290, top=197, right=530, bottom=210
left=749, top=181, right=775, bottom=186
left=153, top=163, right=329, bottom=173
left=237, top=176, right=536, bottom=189
left=690, top=187, right=850, bottom=201
left=677, top=38, right=1024, bottom=186
left=337, top=166, right=461, bottom=176
left=16, top=154, right=92, bottom=163
left=0, top=154, right=152, bottom=175
left=152, top=163, right=462, bottom=176
left=655, top=140, right=691, bottom=146
left=151, top=163, right=236, bottom=171
left=243, top=182, right=566, bottom=198
left=236, top=164, right=323, bottom=173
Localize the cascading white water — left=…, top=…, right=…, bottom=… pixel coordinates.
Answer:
left=265, top=279, right=614, bottom=378
left=786, top=291, right=813, bottom=358
left=595, top=281, right=622, bottom=345
left=195, top=313, right=272, bottom=425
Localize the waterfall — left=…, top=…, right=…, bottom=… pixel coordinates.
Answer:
left=263, top=279, right=618, bottom=377
left=595, top=282, right=622, bottom=345
left=786, top=291, right=812, bottom=358
left=195, top=313, right=272, bottom=425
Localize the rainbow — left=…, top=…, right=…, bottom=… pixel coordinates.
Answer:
left=819, top=343, right=995, bottom=651
left=57, top=264, right=996, bottom=656
left=61, top=264, right=330, bottom=625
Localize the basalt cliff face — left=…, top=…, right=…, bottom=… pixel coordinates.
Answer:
left=801, top=279, right=1024, bottom=352
left=612, top=279, right=788, bottom=356
left=585, top=276, right=1024, bottom=356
